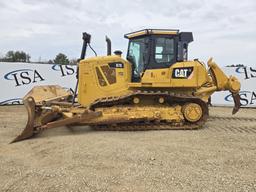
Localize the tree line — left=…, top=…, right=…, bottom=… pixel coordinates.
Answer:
left=0, top=51, right=77, bottom=65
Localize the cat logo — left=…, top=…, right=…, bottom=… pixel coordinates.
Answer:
left=172, top=67, right=193, bottom=79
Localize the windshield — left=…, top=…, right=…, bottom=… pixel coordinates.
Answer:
left=127, top=37, right=149, bottom=78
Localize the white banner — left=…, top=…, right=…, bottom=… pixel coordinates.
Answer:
left=0, top=62, right=255, bottom=107
left=0, top=62, right=77, bottom=105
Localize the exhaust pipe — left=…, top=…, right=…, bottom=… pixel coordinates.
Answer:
left=72, top=32, right=91, bottom=105
left=106, top=36, right=111, bottom=55
left=80, top=32, right=91, bottom=60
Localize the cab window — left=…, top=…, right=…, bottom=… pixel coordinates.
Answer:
left=155, top=37, right=175, bottom=64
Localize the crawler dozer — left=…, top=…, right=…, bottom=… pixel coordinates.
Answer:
left=12, top=29, right=241, bottom=143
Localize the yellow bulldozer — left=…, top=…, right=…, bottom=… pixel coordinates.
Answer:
left=12, top=29, right=241, bottom=143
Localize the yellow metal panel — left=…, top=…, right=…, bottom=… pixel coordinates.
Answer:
left=128, top=60, right=209, bottom=88
left=151, top=30, right=178, bottom=35
left=142, top=68, right=170, bottom=84
left=170, top=61, right=208, bottom=87
left=78, top=56, right=132, bottom=106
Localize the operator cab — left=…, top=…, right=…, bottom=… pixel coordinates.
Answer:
left=125, top=29, right=193, bottom=82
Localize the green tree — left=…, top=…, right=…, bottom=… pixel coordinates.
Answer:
left=0, top=50, right=30, bottom=62
left=48, top=60, right=54, bottom=64
left=54, top=53, right=70, bottom=65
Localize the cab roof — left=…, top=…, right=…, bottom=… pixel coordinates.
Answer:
left=124, top=29, right=179, bottom=39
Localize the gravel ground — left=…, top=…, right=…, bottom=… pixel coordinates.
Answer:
left=0, top=105, right=256, bottom=192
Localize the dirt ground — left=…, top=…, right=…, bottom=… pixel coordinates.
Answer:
left=0, top=105, right=256, bottom=192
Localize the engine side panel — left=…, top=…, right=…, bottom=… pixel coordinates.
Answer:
left=129, top=61, right=210, bottom=88
left=78, top=56, right=132, bottom=106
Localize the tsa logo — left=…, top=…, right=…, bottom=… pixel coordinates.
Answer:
left=52, top=64, right=76, bottom=77
left=4, top=69, right=45, bottom=87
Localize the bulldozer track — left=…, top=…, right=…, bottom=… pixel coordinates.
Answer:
left=92, top=124, right=200, bottom=131
left=92, top=115, right=256, bottom=134
left=90, top=90, right=209, bottom=131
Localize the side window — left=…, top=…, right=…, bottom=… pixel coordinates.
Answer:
left=155, top=38, right=174, bottom=63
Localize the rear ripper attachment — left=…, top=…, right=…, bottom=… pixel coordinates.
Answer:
left=207, top=58, right=241, bottom=114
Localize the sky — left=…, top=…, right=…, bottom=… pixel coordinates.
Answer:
left=0, top=0, right=255, bottom=66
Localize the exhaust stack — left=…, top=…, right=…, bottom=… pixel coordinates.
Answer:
left=72, top=32, right=91, bottom=105
left=106, top=36, right=111, bottom=55
left=80, top=32, right=91, bottom=60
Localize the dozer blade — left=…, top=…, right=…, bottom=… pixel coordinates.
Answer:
left=11, top=85, right=73, bottom=143
left=11, top=97, right=37, bottom=143
left=232, top=92, right=241, bottom=115
left=23, top=85, right=72, bottom=104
